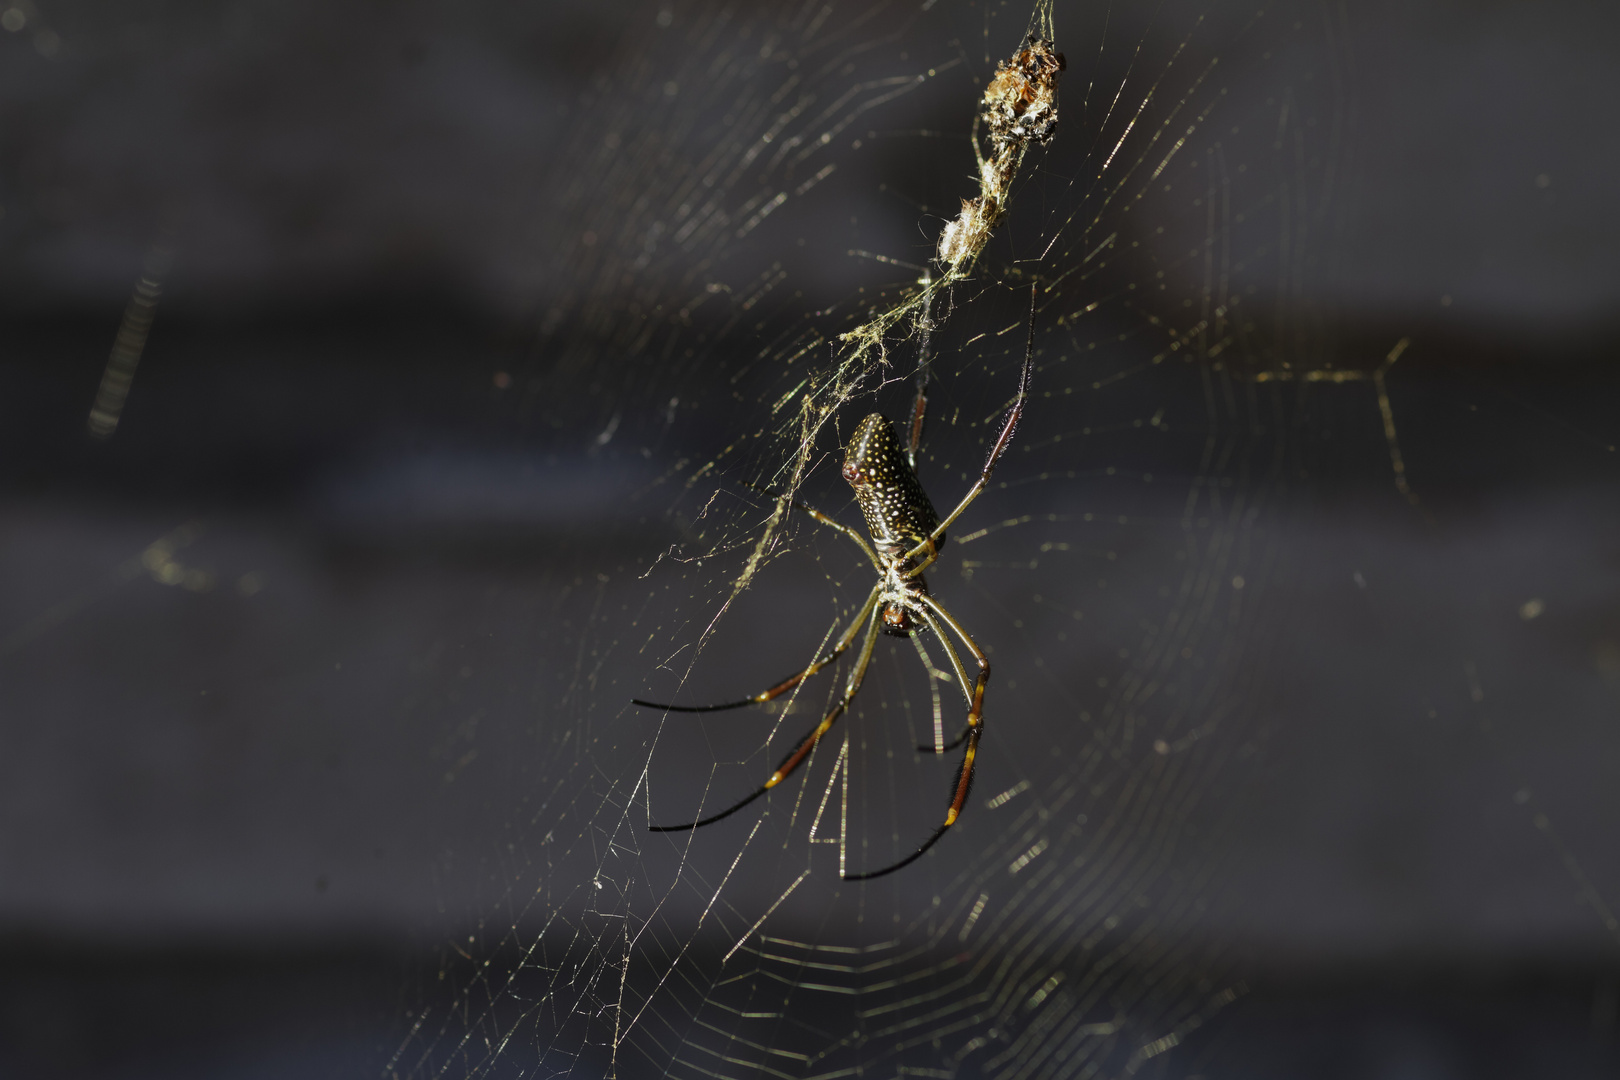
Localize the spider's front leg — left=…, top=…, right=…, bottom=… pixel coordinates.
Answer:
left=904, top=284, right=1037, bottom=574
left=632, top=584, right=879, bottom=714
left=650, top=603, right=884, bottom=833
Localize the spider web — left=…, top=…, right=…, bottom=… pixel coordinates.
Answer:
left=3, top=1, right=1617, bottom=1077
left=381, top=1, right=1584, bottom=1077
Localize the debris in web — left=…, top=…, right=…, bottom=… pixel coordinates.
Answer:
left=936, top=35, right=1065, bottom=275
left=835, top=26, right=1065, bottom=375
left=734, top=15, right=1065, bottom=608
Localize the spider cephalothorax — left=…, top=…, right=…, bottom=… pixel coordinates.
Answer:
left=635, top=289, right=1037, bottom=880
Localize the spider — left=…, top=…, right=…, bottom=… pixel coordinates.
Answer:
left=635, top=294, right=1036, bottom=880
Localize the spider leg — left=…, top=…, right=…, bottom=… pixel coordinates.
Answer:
left=905, top=288, right=934, bottom=472
left=913, top=608, right=975, bottom=752
left=908, top=632, right=949, bottom=754
left=905, top=382, right=929, bottom=473
left=739, top=480, right=883, bottom=571
left=632, top=584, right=880, bottom=712
left=650, top=603, right=883, bottom=832
left=843, top=593, right=988, bottom=881
left=904, top=284, right=1037, bottom=574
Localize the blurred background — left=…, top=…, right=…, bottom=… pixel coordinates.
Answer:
left=1, top=0, right=1617, bottom=1077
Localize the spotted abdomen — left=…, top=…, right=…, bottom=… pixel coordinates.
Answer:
left=842, top=414, right=942, bottom=558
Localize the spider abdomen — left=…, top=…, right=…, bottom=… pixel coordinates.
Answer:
left=842, top=414, right=942, bottom=558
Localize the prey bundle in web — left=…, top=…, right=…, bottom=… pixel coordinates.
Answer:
left=737, top=8, right=1064, bottom=600
left=836, top=17, right=1064, bottom=373
left=935, top=34, right=1065, bottom=275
